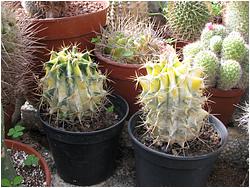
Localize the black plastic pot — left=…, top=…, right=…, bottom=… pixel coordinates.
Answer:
left=128, top=111, right=228, bottom=187
left=40, top=94, right=129, bottom=186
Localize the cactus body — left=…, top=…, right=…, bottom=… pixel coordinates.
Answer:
left=183, top=41, right=204, bottom=59
left=193, top=50, right=219, bottom=87
left=217, top=60, right=242, bottom=90
left=236, top=46, right=249, bottom=89
left=224, top=1, right=249, bottom=43
left=164, top=1, right=211, bottom=42
left=222, top=32, right=246, bottom=62
left=41, top=46, right=107, bottom=121
left=209, top=35, right=222, bottom=53
left=137, top=52, right=208, bottom=147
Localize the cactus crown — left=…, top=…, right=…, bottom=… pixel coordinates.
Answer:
left=95, top=16, right=169, bottom=64
left=137, top=51, right=208, bottom=147
left=41, top=46, right=107, bottom=122
left=163, top=1, right=211, bottom=42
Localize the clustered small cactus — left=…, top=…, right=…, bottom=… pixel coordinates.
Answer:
left=41, top=46, right=107, bottom=122
left=183, top=23, right=249, bottom=90
left=95, top=16, right=169, bottom=64
left=137, top=51, right=208, bottom=147
left=163, top=1, right=211, bottom=42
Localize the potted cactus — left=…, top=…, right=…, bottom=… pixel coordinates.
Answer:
left=183, top=23, right=249, bottom=125
left=94, top=16, right=174, bottom=116
left=128, top=49, right=228, bottom=186
left=38, top=46, right=129, bottom=186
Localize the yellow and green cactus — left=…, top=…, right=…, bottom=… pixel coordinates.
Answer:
left=41, top=46, right=107, bottom=121
left=137, top=51, right=208, bottom=147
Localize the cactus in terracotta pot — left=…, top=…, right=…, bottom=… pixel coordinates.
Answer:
left=40, top=46, right=108, bottom=122
left=137, top=51, right=208, bottom=147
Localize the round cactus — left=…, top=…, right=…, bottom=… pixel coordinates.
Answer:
left=41, top=46, right=108, bottom=121
left=222, top=32, right=246, bottom=62
left=183, top=41, right=204, bottom=59
left=137, top=51, right=208, bottom=147
left=224, top=1, right=249, bottom=43
left=201, top=23, right=226, bottom=46
left=164, top=1, right=211, bottom=42
left=217, top=60, right=242, bottom=90
left=209, top=35, right=222, bottom=53
left=193, top=50, right=220, bottom=87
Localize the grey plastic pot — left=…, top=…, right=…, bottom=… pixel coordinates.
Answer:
left=128, top=111, right=228, bottom=187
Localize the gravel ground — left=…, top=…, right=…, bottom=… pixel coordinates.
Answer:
left=19, top=90, right=249, bottom=186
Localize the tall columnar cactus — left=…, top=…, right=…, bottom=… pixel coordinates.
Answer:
left=224, top=1, right=249, bottom=43
left=41, top=46, right=107, bottom=121
left=217, top=60, right=242, bottom=90
left=137, top=52, right=208, bottom=147
left=222, top=32, right=246, bottom=62
left=193, top=50, right=219, bottom=87
left=164, top=1, right=211, bottom=42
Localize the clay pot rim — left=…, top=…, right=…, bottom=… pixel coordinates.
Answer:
left=94, top=50, right=144, bottom=69
left=206, top=87, right=245, bottom=97
left=29, top=1, right=109, bottom=23
left=4, top=139, right=51, bottom=187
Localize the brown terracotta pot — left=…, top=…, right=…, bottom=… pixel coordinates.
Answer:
left=204, top=88, right=244, bottom=125
left=4, top=139, right=51, bottom=187
left=94, top=50, right=146, bottom=117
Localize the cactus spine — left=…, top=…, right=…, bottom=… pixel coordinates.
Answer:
left=164, top=1, right=211, bottom=42
left=137, top=52, right=208, bottom=147
left=41, top=46, right=107, bottom=121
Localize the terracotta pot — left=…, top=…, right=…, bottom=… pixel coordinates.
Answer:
left=94, top=50, right=146, bottom=117
left=204, top=88, right=244, bottom=125
left=4, top=139, right=51, bottom=186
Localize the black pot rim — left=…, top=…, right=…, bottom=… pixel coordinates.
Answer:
left=39, top=94, right=129, bottom=135
left=128, top=111, right=228, bottom=161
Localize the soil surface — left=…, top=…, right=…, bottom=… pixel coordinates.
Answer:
left=9, top=149, right=46, bottom=187
left=134, top=120, right=221, bottom=157
left=40, top=104, right=119, bottom=132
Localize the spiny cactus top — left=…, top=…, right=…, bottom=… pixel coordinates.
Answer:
left=41, top=46, right=107, bottom=122
left=137, top=51, right=208, bottom=147
left=164, top=1, right=211, bottom=42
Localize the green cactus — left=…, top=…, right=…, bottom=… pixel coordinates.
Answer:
left=41, top=46, right=107, bottom=121
left=183, top=41, right=204, bottom=59
left=209, top=35, right=222, bottom=53
left=163, top=1, right=211, bottom=42
left=224, top=1, right=249, bottom=43
left=222, top=31, right=247, bottom=62
left=201, top=23, right=226, bottom=46
left=137, top=51, right=208, bottom=147
left=193, top=50, right=220, bottom=87
left=217, top=60, right=242, bottom=90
